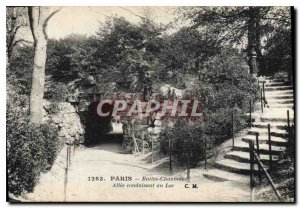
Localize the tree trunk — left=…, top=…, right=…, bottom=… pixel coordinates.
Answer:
left=30, top=38, right=47, bottom=124
left=247, top=7, right=261, bottom=75
left=28, top=7, right=59, bottom=124
left=247, top=7, right=256, bottom=51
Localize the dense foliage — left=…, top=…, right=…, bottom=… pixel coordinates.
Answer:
left=263, top=28, right=293, bottom=78
left=160, top=50, right=259, bottom=165
left=7, top=42, right=61, bottom=196
left=194, top=50, right=259, bottom=144
left=160, top=119, right=209, bottom=167
left=7, top=82, right=60, bottom=195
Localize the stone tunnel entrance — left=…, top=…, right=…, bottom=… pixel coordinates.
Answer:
left=77, top=101, right=124, bottom=146
left=75, top=92, right=157, bottom=154
left=73, top=73, right=158, bottom=154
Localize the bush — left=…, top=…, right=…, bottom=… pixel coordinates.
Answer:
left=7, top=87, right=60, bottom=196
left=7, top=115, right=60, bottom=196
left=159, top=51, right=259, bottom=167
left=160, top=119, right=212, bottom=167
left=186, top=50, right=259, bottom=145
left=7, top=47, right=61, bottom=196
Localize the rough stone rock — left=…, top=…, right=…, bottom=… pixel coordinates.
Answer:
left=154, top=120, right=162, bottom=126
left=155, top=112, right=163, bottom=120
left=150, top=134, right=160, bottom=140
left=58, top=130, right=67, bottom=137
left=170, top=87, right=184, bottom=98
left=159, top=84, right=184, bottom=99
left=43, top=101, right=85, bottom=143
left=147, top=127, right=153, bottom=134
left=159, top=84, right=171, bottom=97
left=153, top=126, right=161, bottom=134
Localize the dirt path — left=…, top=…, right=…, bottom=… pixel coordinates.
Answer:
left=25, top=142, right=251, bottom=202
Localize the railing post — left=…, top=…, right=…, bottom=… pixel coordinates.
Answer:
left=287, top=110, right=290, bottom=129
left=250, top=99, right=252, bottom=128
left=151, top=136, right=154, bottom=164
left=187, top=141, right=192, bottom=182
left=187, top=155, right=190, bottom=182
left=64, top=145, right=69, bottom=201
left=255, top=133, right=262, bottom=182
left=204, top=137, right=207, bottom=170
left=68, top=144, right=71, bottom=166
left=268, top=124, right=272, bottom=170
left=232, top=113, right=235, bottom=147
left=260, top=89, right=264, bottom=113
left=287, top=110, right=290, bottom=140
left=66, top=145, right=68, bottom=167
left=255, top=133, right=260, bottom=158
left=262, top=82, right=266, bottom=107
left=73, top=141, right=76, bottom=156
left=142, top=139, right=145, bottom=155
left=249, top=140, right=254, bottom=202
left=169, top=138, right=172, bottom=174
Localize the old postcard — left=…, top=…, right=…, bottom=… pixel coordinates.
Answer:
left=6, top=6, right=295, bottom=202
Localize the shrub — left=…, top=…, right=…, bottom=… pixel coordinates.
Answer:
left=159, top=50, right=259, bottom=166
left=7, top=115, right=60, bottom=196
left=7, top=47, right=62, bottom=196
left=160, top=119, right=213, bottom=167
left=186, top=50, right=259, bottom=145
left=7, top=86, right=60, bottom=196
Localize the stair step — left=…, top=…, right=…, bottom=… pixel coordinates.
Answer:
left=261, top=110, right=294, bottom=122
left=242, top=135, right=287, bottom=146
left=252, top=122, right=290, bottom=130
left=260, top=78, right=285, bottom=83
left=265, top=82, right=289, bottom=87
left=261, top=117, right=291, bottom=123
left=247, top=127, right=288, bottom=137
left=265, top=94, right=294, bottom=99
left=264, top=86, right=293, bottom=91
left=265, top=90, right=294, bottom=96
left=267, top=99, right=294, bottom=104
left=233, top=141, right=286, bottom=154
left=213, top=159, right=263, bottom=175
left=224, top=151, right=279, bottom=163
left=248, top=127, right=287, bottom=133
left=267, top=103, right=294, bottom=109
left=203, top=169, right=249, bottom=184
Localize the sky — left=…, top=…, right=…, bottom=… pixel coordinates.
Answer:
left=45, top=7, right=177, bottom=39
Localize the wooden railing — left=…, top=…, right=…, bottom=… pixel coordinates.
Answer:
left=64, top=141, right=76, bottom=201
left=258, top=80, right=266, bottom=113
left=248, top=140, right=283, bottom=202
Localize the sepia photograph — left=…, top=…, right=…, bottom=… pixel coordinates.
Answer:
left=6, top=5, right=295, bottom=203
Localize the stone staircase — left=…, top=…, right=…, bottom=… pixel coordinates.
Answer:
left=203, top=77, right=294, bottom=186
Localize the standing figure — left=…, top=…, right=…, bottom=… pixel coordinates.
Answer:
left=248, top=45, right=258, bottom=75
left=143, top=71, right=152, bottom=101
